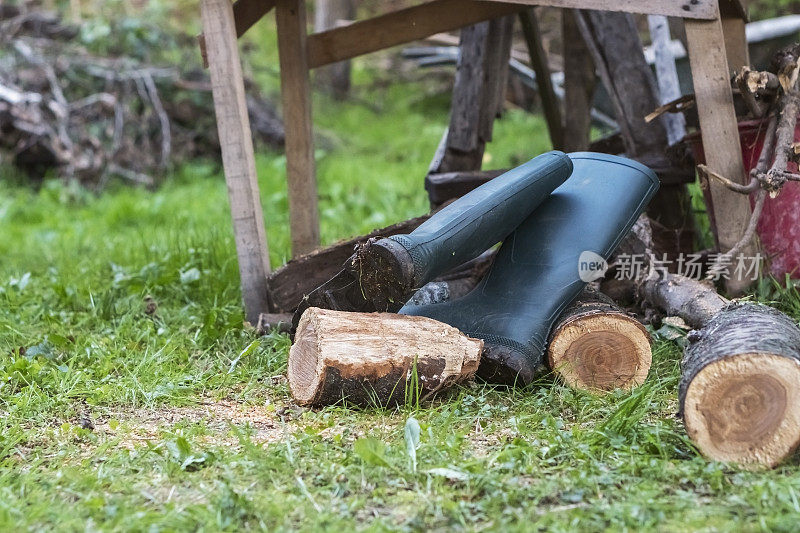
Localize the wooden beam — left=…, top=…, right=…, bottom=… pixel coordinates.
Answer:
left=199, top=0, right=276, bottom=67
left=201, top=0, right=273, bottom=324
left=519, top=8, right=563, bottom=150
left=720, top=0, right=748, bottom=21
left=722, top=16, right=749, bottom=72
left=276, top=0, right=321, bottom=257
left=426, top=170, right=507, bottom=206
left=685, top=16, right=755, bottom=294
left=483, top=0, right=718, bottom=19
left=306, top=0, right=525, bottom=69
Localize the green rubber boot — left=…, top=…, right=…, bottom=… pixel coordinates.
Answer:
left=292, top=151, right=573, bottom=330
left=400, top=153, right=659, bottom=385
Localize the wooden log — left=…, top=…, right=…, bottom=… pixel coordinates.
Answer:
left=267, top=214, right=430, bottom=312
left=289, top=308, right=483, bottom=406
left=618, top=221, right=800, bottom=467
left=641, top=273, right=727, bottom=329
left=277, top=0, right=321, bottom=257
left=679, top=302, right=800, bottom=467
left=547, top=289, right=651, bottom=391
left=201, top=0, right=273, bottom=325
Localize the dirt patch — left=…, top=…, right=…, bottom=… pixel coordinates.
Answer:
left=96, top=400, right=301, bottom=449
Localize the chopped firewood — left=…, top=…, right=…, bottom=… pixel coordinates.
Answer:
left=547, top=289, right=651, bottom=391
left=288, top=308, right=482, bottom=406
left=680, top=302, right=800, bottom=468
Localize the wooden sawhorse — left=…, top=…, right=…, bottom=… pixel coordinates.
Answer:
left=200, top=0, right=751, bottom=323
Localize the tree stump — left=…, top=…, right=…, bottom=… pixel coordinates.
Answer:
left=679, top=302, right=800, bottom=467
left=289, top=308, right=482, bottom=406
left=548, top=290, right=651, bottom=391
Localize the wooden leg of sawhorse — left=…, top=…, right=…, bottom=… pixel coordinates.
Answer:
left=276, top=0, right=321, bottom=257
left=721, top=15, right=749, bottom=72
left=685, top=16, right=755, bottom=294
left=201, top=0, right=273, bottom=324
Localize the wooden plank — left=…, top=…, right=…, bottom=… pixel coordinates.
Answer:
left=267, top=215, right=430, bottom=312
left=201, top=0, right=272, bottom=324
left=199, top=0, right=276, bottom=67
left=722, top=15, right=749, bottom=72
left=685, top=16, right=755, bottom=293
left=519, top=8, right=563, bottom=150
left=562, top=9, right=595, bottom=152
left=426, top=169, right=507, bottom=206
left=483, top=0, right=718, bottom=19
left=276, top=0, right=321, bottom=257
left=306, top=0, right=525, bottom=69
left=720, top=0, right=748, bottom=20
left=430, top=17, right=514, bottom=175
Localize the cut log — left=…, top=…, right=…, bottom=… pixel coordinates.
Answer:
left=679, top=302, right=800, bottom=467
left=547, top=289, right=651, bottom=391
left=267, top=214, right=430, bottom=312
left=289, top=308, right=482, bottom=406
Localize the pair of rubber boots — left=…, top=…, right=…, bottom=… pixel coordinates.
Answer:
left=294, top=151, right=659, bottom=385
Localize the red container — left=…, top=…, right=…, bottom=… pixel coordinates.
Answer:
left=688, top=118, right=800, bottom=279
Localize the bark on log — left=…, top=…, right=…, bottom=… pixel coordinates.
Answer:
left=547, top=289, right=651, bottom=391
left=289, top=308, right=482, bottom=406
left=641, top=275, right=727, bottom=330
left=267, top=214, right=430, bottom=312
left=679, top=302, right=800, bottom=467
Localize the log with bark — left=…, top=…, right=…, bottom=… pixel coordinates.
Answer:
left=679, top=300, right=800, bottom=468
left=288, top=307, right=482, bottom=406
left=614, top=217, right=800, bottom=466
left=547, top=289, right=651, bottom=391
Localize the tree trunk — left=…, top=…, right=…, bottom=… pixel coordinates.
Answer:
left=679, top=302, right=800, bottom=467
left=289, top=308, right=482, bottom=406
left=314, top=0, right=354, bottom=99
left=547, top=288, right=651, bottom=391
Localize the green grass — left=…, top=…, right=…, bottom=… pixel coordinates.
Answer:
left=5, top=35, right=800, bottom=533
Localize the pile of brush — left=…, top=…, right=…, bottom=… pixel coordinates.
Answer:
left=0, top=5, right=283, bottom=188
